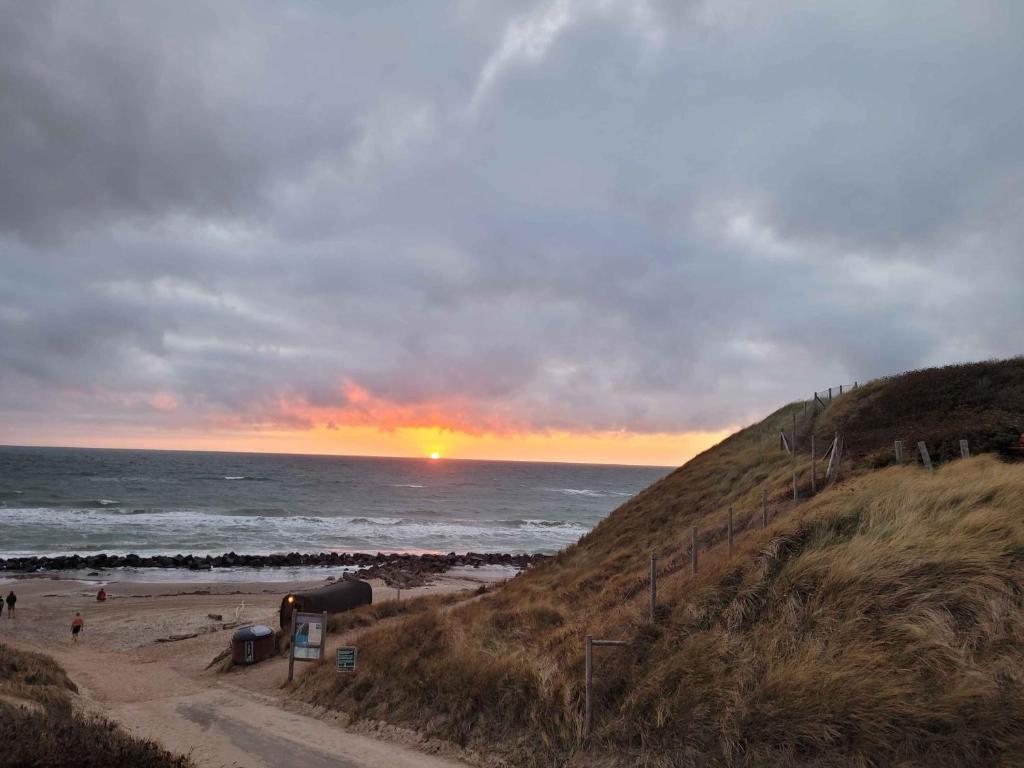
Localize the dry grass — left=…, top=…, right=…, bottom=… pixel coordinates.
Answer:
left=325, top=588, right=477, bottom=634
left=0, top=642, right=78, bottom=716
left=296, top=359, right=1024, bottom=767
left=818, top=357, right=1024, bottom=464
left=0, top=642, right=192, bottom=768
left=601, top=457, right=1024, bottom=767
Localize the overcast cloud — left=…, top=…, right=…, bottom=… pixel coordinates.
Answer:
left=2, top=0, right=1023, bottom=444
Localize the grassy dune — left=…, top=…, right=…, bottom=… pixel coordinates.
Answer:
left=297, top=359, right=1024, bottom=767
left=0, top=643, right=192, bottom=768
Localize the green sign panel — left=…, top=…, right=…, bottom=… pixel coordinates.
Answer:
left=336, top=646, right=357, bottom=672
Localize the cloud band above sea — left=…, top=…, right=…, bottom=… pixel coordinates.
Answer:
left=1, top=1, right=1022, bottom=463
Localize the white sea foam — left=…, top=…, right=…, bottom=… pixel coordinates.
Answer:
left=545, top=487, right=632, bottom=498
left=0, top=506, right=592, bottom=558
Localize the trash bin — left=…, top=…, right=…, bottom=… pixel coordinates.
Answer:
left=231, top=624, right=275, bottom=665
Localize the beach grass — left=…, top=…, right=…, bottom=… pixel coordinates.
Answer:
left=0, top=642, right=193, bottom=768
left=296, top=358, right=1024, bottom=767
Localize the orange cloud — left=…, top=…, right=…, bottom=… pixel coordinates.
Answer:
left=4, top=379, right=733, bottom=466
left=275, top=381, right=520, bottom=435
left=2, top=420, right=730, bottom=467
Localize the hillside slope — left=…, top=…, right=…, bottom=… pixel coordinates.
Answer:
left=0, top=643, right=192, bottom=768
left=297, top=358, right=1024, bottom=767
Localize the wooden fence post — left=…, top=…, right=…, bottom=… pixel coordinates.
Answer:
left=918, top=441, right=933, bottom=471
left=894, top=440, right=903, bottom=463
left=826, top=431, right=839, bottom=481
left=791, top=412, right=798, bottom=502
left=583, top=638, right=629, bottom=740
left=649, top=553, right=657, bottom=623
left=830, top=433, right=844, bottom=484
left=691, top=526, right=698, bottom=574
left=287, top=609, right=297, bottom=683
left=584, top=635, right=593, bottom=738
left=810, top=434, right=816, bottom=494
left=762, top=489, right=768, bottom=528
left=959, top=439, right=970, bottom=459
left=727, top=508, right=734, bottom=556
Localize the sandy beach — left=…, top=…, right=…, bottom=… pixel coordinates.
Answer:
left=0, top=567, right=512, bottom=767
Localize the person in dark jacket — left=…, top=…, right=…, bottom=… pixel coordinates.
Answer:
left=5, top=590, right=16, bottom=618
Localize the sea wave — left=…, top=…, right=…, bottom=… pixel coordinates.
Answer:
left=0, top=447, right=664, bottom=560
left=497, top=518, right=588, bottom=529
left=0, top=505, right=593, bottom=558
left=220, top=507, right=292, bottom=517
left=544, top=487, right=632, bottom=498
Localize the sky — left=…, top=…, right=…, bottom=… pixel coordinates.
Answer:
left=1, top=1, right=1023, bottom=466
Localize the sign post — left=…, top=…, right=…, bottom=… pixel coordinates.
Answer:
left=584, top=636, right=629, bottom=739
left=288, top=610, right=327, bottom=682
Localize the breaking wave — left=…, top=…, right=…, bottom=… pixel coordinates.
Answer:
left=0, top=507, right=593, bottom=558
left=545, top=488, right=634, bottom=498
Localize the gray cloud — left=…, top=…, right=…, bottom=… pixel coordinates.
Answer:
left=1, top=0, right=1023, bottom=443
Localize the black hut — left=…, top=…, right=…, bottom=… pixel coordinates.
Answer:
left=279, top=578, right=372, bottom=629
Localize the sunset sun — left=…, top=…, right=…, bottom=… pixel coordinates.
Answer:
left=430, top=452, right=441, bottom=460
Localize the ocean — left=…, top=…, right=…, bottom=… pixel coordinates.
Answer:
left=0, top=446, right=668, bottom=558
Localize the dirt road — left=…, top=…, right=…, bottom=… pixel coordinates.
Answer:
left=0, top=572, right=496, bottom=768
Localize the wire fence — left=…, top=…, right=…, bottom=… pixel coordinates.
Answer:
left=813, top=381, right=860, bottom=409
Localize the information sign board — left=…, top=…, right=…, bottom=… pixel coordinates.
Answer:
left=292, top=612, right=326, bottom=661
left=336, top=646, right=357, bottom=672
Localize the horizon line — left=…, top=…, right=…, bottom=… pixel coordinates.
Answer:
left=0, top=441, right=677, bottom=470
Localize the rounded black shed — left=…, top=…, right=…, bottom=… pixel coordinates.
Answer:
left=279, top=578, right=372, bottom=629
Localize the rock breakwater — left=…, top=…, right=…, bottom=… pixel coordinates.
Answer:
left=0, top=550, right=547, bottom=576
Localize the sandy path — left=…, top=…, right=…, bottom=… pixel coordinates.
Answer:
left=0, top=569, right=507, bottom=767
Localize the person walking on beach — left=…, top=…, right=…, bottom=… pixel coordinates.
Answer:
left=5, top=590, right=15, bottom=618
left=71, top=612, right=84, bottom=642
